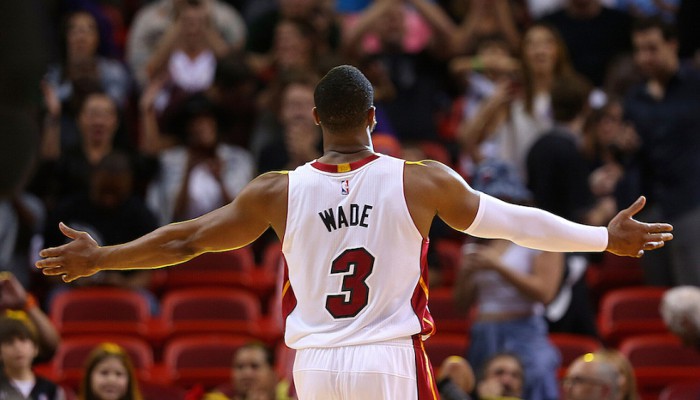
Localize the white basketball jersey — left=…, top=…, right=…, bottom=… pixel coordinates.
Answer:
left=282, top=154, right=435, bottom=349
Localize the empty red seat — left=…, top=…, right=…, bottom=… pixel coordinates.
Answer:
left=548, top=333, right=601, bottom=378
left=424, top=334, right=469, bottom=369
left=155, top=288, right=262, bottom=340
left=597, top=287, right=669, bottom=346
left=49, top=288, right=151, bottom=338
left=429, top=287, right=471, bottom=335
left=620, top=334, right=700, bottom=398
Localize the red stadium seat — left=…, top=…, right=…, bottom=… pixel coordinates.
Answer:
left=597, top=287, right=670, bottom=346
left=260, top=241, right=284, bottom=276
left=49, top=288, right=151, bottom=338
left=585, top=253, right=644, bottom=308
left=424, top=334, right=469, bottom=368
left=620, top=334, right=700, bottom=398
left=161, top=247, right=256, bottom=291
left=139, top=380, right=187, bottom=400
left=162, top=334, right=251, bottom=390
left=429, top=287, right=471, bottom=335
left=162, top=246, right=276, bottom=298
left=432, top=240, right=464, bottom=285
left=155, top=288, right=262, bottom=340
left=548, top=333, right=601, bottom=378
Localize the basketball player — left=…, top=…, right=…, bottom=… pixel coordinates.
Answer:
left=36, top=65, right=673, bottom=400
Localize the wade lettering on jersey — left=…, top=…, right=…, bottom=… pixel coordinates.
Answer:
left=318, top=204, right=373, bottom=232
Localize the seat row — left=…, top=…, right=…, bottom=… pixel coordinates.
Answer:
left=50, top=286, right=283, bottom=347
left=429, top=285, right=673, bottom=346
left=34, top=333, right=295, bottom=395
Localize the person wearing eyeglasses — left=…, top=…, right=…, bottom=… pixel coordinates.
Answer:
left=562, top=353, right=622, bottom=400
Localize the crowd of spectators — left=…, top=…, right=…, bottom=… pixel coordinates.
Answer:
left=1, top=0, right=699, bottom=399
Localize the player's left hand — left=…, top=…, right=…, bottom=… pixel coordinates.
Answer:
left=35, top=222, right=102, bottom=282
left=606, top=196, right=674, bottom=257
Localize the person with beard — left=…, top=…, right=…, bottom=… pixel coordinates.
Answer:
left=622, top=18, right=700, bottom=286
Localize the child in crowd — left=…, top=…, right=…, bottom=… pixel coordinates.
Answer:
left=0, top=312, right=65, bottom=399
left=79, top=343, right=143, bottom=400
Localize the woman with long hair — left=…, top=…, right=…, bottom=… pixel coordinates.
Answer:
left=458, top=22, right=575, bottom=177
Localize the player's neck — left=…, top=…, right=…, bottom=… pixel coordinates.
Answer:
left=319, top=146, right=375, bottom=164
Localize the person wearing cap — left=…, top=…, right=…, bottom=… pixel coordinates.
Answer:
left=454, top=159, right=563, bottom=400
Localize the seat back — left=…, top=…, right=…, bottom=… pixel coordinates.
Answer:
left=429, top=288, right=470, bottom=335
left=620, top=334, right=700, bottom=367
left=549, top=333, right=601, bottom=378
left=598, top=287, right=669, bottom=345
left=50, top=288, right=151, bottom=337
left=423, top=334, right=469, bottom=369
left=160, top=288, right=261, bottom=337
left=620, top=334, right=700, bottom=399
left=432, top=240, right=464, bottom=285
left=163, top=334, right=250, bottom=390
left=161, top=247, right=256, bottom=291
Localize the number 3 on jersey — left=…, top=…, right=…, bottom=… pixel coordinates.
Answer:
left=325, top=248, right=375, bottom=319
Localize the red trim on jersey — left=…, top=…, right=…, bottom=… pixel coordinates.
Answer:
left=281, top=255, right=297, bottom=330
left=411, top=238, right=436, bottom=338
left=310, top=154, right=380, bottom=173
left=412, top=335, right=439, bottom=400
left=401, top=161, right=423, bottom=235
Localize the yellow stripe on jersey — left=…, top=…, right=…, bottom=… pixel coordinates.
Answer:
left=337, top=163, right=351, bottom=172
left=419, top=277, right=429, bottom=300
left=423, top=317, right=436, bottom=336
left=420, top=340, right=439, bottom=400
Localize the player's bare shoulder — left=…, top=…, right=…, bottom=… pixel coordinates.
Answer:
left=404, top=159, right=464, bottom=195
left=403, top=160, right=467, bottom=235
left=248, top=170, right=289, bottom=198
left=404, top=159, right=480, bottom=234
left=239, top=171, right=289, bottom=226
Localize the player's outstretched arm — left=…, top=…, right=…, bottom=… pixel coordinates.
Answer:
left=406, top=161, right=673, bottom=258
left=36, top=172, right=288, bottom=282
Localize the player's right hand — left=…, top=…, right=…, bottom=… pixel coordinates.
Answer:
left=35, top=222, right=102, bottom=282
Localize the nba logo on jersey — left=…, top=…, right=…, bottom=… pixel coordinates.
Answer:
left=341, top=180, right=350, bottom=195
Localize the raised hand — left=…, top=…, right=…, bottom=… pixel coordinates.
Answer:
left=606, top=196, right=673, bottom=257
left=35, top=222, right=102, bottom=282
left=0, top=272, right=28, bottom=309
